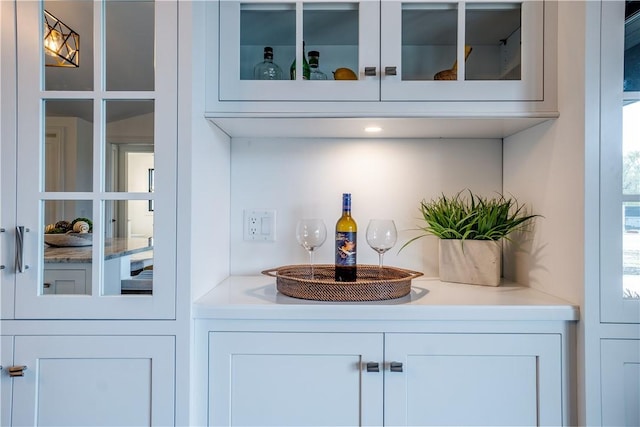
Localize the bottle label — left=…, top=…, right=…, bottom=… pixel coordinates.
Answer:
left=335, top=232, right=357, bottom=266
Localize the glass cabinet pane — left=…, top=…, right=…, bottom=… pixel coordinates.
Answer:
left=240, top=3, right=295, bottom=80
left=624, top=3, right=640, bottom=300
left=625, top=3, right=640, bottom=91
left=105, top=0, right=155, bottom=91
left=43, top=200, right=94, bottom=295
left=401, top=3, right=458, bottom=81
left=44, top=0, right=92, bottom=90
left=465, top=3, right=522, bottom=81
left=303, top=3, right=359, bottom=81
left=104, top=100, right=155, bottom=192
left=44, top=100, right=93, bottom=192
left=104, top=200, right=154, bottom=296
left=623, top=101, right=640, bottom=299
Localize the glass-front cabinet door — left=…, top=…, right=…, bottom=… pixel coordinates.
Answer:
left=13, top=0, right=177, bottom=319
left=218, top=0, right=380, bottom=101
left=380, top=0, right=543, bottom=101
left=601, top=1, right=640, bottom=323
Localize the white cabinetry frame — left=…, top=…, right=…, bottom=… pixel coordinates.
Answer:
left=208, top=0, right=556, bottom=123
left=206, top=330, right=564, bottom=426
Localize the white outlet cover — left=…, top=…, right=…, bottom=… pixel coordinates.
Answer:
left=244, top=209, right=276, bottom=242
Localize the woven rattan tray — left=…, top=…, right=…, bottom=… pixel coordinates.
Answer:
left=262, top=264, right=423, bottom=302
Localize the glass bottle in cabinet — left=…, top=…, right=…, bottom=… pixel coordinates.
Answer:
left=308, top=50, right=328, bottom=80
left=254, top=46, right=283, bottom=80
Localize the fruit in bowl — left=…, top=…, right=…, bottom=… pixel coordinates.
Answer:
left=44, top=217, right=93, bottom=247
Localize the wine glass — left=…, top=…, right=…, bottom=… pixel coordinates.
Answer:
left=366, top=219, right=398, bottom=272
left=296, top=219, right=327, bottom=278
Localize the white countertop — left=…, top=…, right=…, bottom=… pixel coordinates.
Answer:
left=193, top=276, right=579, bottom=322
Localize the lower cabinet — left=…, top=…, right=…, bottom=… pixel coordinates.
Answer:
left=601, top=339, right=640, bottom=427
left=208, top=331, right=563, bottom=426
left=1, top=335, right=175, bottom=426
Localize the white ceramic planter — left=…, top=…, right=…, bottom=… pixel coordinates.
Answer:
left=438, top=239, right=501, bottom=286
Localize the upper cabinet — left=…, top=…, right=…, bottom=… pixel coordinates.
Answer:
left=1, top=0, right=178, bottom=319
left=207, top=0, right=556, bottom=126
left=218, top=0, right=542, bottom=102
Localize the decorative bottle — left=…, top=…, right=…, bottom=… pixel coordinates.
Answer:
left=335, top=193, right=357, bottom=282
left=308, top=50, right=327, bottom=80
left=290, top=41, right=311, bottom=80
left=254, top=46, right=283, bottom=80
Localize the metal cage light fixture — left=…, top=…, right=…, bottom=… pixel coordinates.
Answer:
left=43, top=9, right=79, bottom=67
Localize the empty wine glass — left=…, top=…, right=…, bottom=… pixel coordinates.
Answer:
left=366, top=219, right=398, bottom=271
left=296, top=219, right=327, bottom=278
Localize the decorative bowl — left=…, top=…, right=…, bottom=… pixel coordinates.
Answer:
left=44, top=233, right=92, bottom=247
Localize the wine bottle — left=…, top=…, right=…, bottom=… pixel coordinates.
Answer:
left=290, top=41, right=311, bottom=80
left=335, top=193, right=357, bottom=281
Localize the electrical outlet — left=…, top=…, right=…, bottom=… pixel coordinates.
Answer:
left=244, top=209, right=276, bottom=241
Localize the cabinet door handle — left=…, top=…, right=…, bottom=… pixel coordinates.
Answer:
left=364, top=67, right=377, bottom=77
left=390, top=361, right=403, bottom=372
left=8, top=365, right=27, bottom=377
left=15, top=226, right=28, bottom=273
left=1, top=228, right=5, bottom=270
left=365, top=362, right=380, bottom=372
left=385, top=66, right=397, bottom=76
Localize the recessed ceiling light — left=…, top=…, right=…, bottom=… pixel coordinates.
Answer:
left=364, top=126, right=382, bottom=133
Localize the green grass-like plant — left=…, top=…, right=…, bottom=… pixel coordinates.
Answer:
left=401, top=190, right=540, bottom=250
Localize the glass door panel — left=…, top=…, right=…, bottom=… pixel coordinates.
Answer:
left=44, top=0, right=92, bottom=90
left=105, top=0, right=155, bottom=91
left=465, top=3, right=521, bottom=81
left=400, top=3, right=457, bottom=81
left=303, top=3, right=359, bottom=81
left=42, top=200, right=93, bottom=295
left=601, top=1, right=640, bottom=322
left=381, top=0, right=542, bottom=101
left=15, top=0, right=176, bottom=319
left=44, top=100, right=93, bottom=192
left=240, top=3, right=295, bottom=80
left=219, top=0, right=379, bottom=101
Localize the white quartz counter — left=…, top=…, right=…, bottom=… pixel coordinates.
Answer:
left=193, top=276, right=579, bottom=322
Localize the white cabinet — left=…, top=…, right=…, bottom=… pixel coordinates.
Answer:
left=209, top=332, right=384, bottom=426
left=384, top=333, right=562, bottom=426
left=2, top=335, right=175, bottom=427
left=601, top=339, right=640, bottom=427
left=207, top=331, right=563, bottom=426
left=210, top=0, right=551, bottom=106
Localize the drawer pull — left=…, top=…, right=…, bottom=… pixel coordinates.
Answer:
left=365, top=362, right=380, bottom=372
left=385, top=66, right=397, bottom=76
left=8, top=365, right=27, bottom=377
left=390, top=361, right=403, bottom=372
left=364, top=67, right=376, bottom=76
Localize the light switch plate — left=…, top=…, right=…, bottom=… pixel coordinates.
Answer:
left=244, top=209, right=276, bottom=241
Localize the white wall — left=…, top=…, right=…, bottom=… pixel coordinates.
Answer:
left=230, top=137, right=502, bottom=275
left=503, top=2, right=585, bottom=307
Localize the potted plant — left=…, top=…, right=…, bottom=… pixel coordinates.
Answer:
left=401, top=190, right=540, bottom=286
